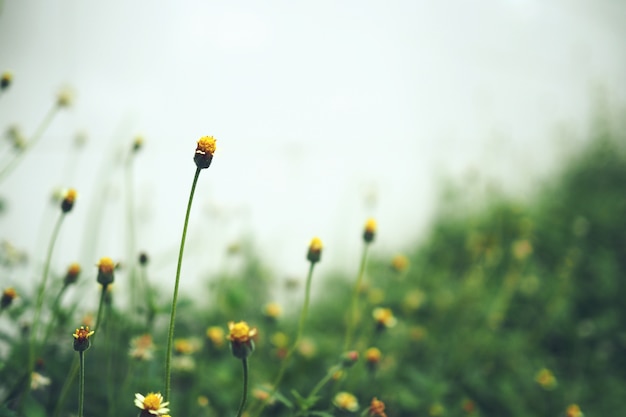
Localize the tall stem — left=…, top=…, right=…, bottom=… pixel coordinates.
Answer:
left=235, top=358, right=249, bottom=417
left=124, top=154, right=139, bottom=316
left=164, top=167, right=201, bottom=401
left=78, top=351, right=85, bottom=417
left=343, top=243, right=370, bottom=351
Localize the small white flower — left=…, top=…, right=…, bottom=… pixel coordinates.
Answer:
left=134, top=392, right=170, bottom=415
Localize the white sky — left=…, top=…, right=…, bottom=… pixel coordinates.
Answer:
left=1, top=0, right=625, bottom=299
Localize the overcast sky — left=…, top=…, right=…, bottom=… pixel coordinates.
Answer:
left=1, top=0, right=625, bottom=298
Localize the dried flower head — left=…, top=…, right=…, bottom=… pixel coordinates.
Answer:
left=61, top=188, right=77, bottom=213
left=64, top=262, right=81, bottom=285
left=363, top=218, right=377, bottom=243
left=369, top=397, right=387, bottom=417
left=1, top=287, right=17, bottom=309
left=1, top=71, right=12, bottom=90
left=72, top=326, right=94, bottom=352
left=333, top=391, right=359, bottom=412
left=134, top=392, right=170, bottom=416
left=307, top=237, right=323, bottom=263
left=372, top=307, right=397, bottom=329
left=194, top=136, right=217, bottom=169
left=97, top=257, right=115, bottom=286
left=228, top=321, right=257, bottom=359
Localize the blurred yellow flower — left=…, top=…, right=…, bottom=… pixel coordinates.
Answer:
left=391, top=254, right=409, bottom=273
left=372, top=307, right=397, bottom=329
left=206, top=326, right=225, bottom=348
left=566, top=404, right=583, bottom=417
left=264, top=302, right=282, bottom=319
left=333, top=391, right=359, bottom=412
left=535, top=368, right=557, bottom=389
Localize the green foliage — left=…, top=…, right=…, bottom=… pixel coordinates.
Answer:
left=1, top=128, right=625, bottom=417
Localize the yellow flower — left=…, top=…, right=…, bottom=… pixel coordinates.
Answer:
left=197, top=395, right=209, bottom=407
left=333, top=392, right=359, bottom=412
left=372, top=307, right=397, bottom=329
left=535, top=368, right=557, bottom=390
left=391, top=254, right=409, bottom=273
left=97, top=257, right=115, bottom=286
left=369, top=397, right=387, bottom=417
left=228, top=321, right=257, bottom=359
left=72, top=326, right=95, bottom=352
left=566, top=404, right=583, bottom=417
left=174, top=338, right=200, bottom=355
left=307, top=237, right=323, bottom=263
left=365, top=347, right=382, bottom=364
left=61, top=188, right=77, bottom=213
left=194, top=136, right=217, bottom=169
left=363, top=218, right=377, bottom=243
left=1, top=287, right=17, bottom=309
left=264, top=302, right=282, bottom=319
left=206, top=326, right=225, bottom=348
left=1, top=71, right=12, bottom=90
left=134, top=392, right=170, bottom=416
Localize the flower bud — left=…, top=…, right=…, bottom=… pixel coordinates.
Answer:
left=307, top=237, right=323, bottom=264
left=194, top=136, right=217, bottom=169
left=64, top=263, right=81, bottom=285
left=61, top=189, right=77, bottom=213
left=1, top=287, right=17, bottom=309
left=72, top=326, right=94, bottom=352
left=96, top=257, right=115, bottom=286
left=340, top=350, right=359, bottom=368
left=363, top=218, right=377, bottom=243
left=1, top=71, right=12, bottom=90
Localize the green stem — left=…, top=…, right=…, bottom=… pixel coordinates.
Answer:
left=0, top=104, right=59, bottom=184
left=78, top=351, right=85, bottom=417
left=250, top=262, right=316, bottom=417
left=29, top=213, right=65, bottom=383
left=124, top=154, right=138, bottom=316
left=41, top=283, right=70, bottom=346
left=295, top=365, right=339, bottom=416
left=164, top=167, right=201, bottom=401
left=343, top=243, right=370, bottom=351
left=235, top=358, right=249, bottom=417
left=94, top=284, right=108, bottom=335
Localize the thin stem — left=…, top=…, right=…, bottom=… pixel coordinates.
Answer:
left=41, top=283, right=70, bottom=345
left=164, top=167, right=202, bottom=401
left=124, top=154, right=139, bottom=317
left=294, top=365, right=340, bottom=417
left=250, top=262, right=316, bottom=417
left=29, top=213, right=65, bottom=381
left=78, top=351, right=85, bottom=417
left=343, top=243, right=370, bottom=351
left=235, top=358, right=249, bottom=417
left=94, top=284, right=108, bottom=334
left=0, top=104, right=59, bottom=184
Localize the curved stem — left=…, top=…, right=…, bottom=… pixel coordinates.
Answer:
left=235, top=358, right=249, bottom=417
left=164, top=167, right=201, bottom=401
left=78, top=351, right=85, bottom=417
left=343, top=243, right=370, bottom=351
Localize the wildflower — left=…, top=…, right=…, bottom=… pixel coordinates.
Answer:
left=566, top=404, right=583, bottom=417
left=134, top=392, right=170, bottom=416
left=193, top=135, right=217, bottom=169
left=56, top=86, right=74, bottom=107
left=129, top=334, right=155, bottom=361
left=333, top=391, right=359, bottom=412
left=263, top=302, right=282, bottom=319
left=133, top=135, right=144, bottom=152
left=307, top=237, right=323, bottom=263
left=372, top=307, right=397, bottom=329
left=72, top=326, right=94, bottom=352
left=61, top=188, right=77, bottom=213
left=391, top=254, right=409, bottom=273
left=174, top=338, right=201, bottom=355
left=228, top=321, right=257, bottom=359
left=64, top=262, right=81, bottom=285
left=1, top=71, right=12, bottom=90
left=197, top=395, right=209, bottom=407
left=365, top=347, right=382, bottom=365
left=1, top=287, right=17, bottom=309
left=206, top=326, right=225, bottom=348
left=341, top=351, right=359, bottom=368
left=138, top=252, right=149, bottom=266
left=535, top=368, right=557, bottom=390
left=369, top=397, right=387, bottom=417
left=30, top=371, right=51, bottom=390
left=363, top=218, right=377, bottom=243
left=96, top=257, right=115, bottom=286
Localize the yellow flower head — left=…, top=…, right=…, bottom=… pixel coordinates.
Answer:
left=264, top=302, right=282, bottom=319
left=1, top=287, right=17, bottom=309
left=1, top=71, right=12, bottom=90
left=72, top=326, right=95, bottom=352
left=391, top=254, right=409, bottom=273
left=307, top=236, right=323, bottom=263
left=97, top=257, right=115, bottom=286
left=206, top=326, right=225, bottom=348
left=64, top=262, right=81, bottom=285
left=174, top=338, right=200, bottom=355
left=372, top=307, right=397, bottom=329
left=333, top=392, right=359, bottom=412
left=566, top=404, right=583, bottom=417
left=194, top=136, right=217, bottom=169
left=365, top=347, right=382, bottom=364
left=535, top=368, right=557, bottom=390
left=363, top=218, right=377, bottom=243
left=61, top=188, right=77, bottom=213
left=369, top=397, right=387, bottom=417
left=134, top=392, right=170, bottom=416
left=228, top=321, right=257, bottom=359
